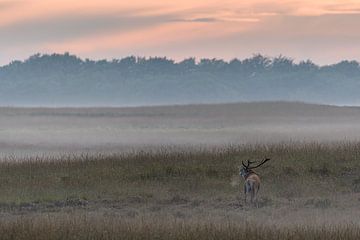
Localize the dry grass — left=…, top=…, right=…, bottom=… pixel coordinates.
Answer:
left=0, top=214, right=360, bottom=240
left=1, top=142, right=360, bottom=239
left=0, top=141, right=360, bottom=204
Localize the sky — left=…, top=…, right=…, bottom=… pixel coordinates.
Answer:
left=1, top=0, right=360, bottom=66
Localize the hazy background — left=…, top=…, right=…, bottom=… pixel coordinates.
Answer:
left=1, top=53, right=360, bottom=106
left=2, top=0, right=360, bottom=157
left=2, top=102, right=360, bottom=157
left=2, top=1, right=360, bottom=107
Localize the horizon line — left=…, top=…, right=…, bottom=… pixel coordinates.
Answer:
left=1, top=52, right=359, bottom=68
left=0, top=101, right=357, bottom=109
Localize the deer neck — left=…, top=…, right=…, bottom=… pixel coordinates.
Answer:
left=244, top=170, right=257, bottom=179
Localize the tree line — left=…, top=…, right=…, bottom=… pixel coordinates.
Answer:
left=0, top=53, right=359, bottom=106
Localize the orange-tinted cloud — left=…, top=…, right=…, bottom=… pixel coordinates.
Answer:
left=1, top=0, right=360, bottom=65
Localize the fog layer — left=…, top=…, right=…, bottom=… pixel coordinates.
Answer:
left=2, top=102, right=360, bottom=157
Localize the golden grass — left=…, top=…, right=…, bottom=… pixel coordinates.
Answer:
left=0, top=141, right=359, bottom=204
left=1, top=142, right=360, bottom=239
left=0, top=214, right=359, bottom=240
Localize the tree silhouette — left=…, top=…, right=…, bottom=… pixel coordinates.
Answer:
left=0, top=53, right=359, bottom=106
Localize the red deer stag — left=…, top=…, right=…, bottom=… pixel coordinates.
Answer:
left=239, top=158, right=270, bottom=207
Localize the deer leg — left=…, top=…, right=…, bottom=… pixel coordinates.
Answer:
left=254, top=192, right=258, bottom=208
left=244, top=185, right=247, bottom=204
left=254, top=185, right=260, bottom=208
left=250, top=188, right=254, bottom=205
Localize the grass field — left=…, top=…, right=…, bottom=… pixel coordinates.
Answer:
left=1, top=142, right=360, bottom=239
left=1, top=215, right=360, bottom=240
left=2, top=102, right=360, bottom=239
left=2, top=142, right=360, bottom=203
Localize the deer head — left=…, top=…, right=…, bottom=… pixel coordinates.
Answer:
left=239, top=158, right=270, bottom=177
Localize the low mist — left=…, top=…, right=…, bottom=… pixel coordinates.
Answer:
left=2, top=102, right=360, bottom=157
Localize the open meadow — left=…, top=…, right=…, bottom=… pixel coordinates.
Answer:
left=2, top=101, right=360, bottom=156
left=1, top=102, right=360, bottom=239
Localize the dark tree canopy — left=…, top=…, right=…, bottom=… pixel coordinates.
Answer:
left=0, top=53, right=360, bottom=106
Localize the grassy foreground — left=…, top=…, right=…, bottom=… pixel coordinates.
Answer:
left=1, top=215, right=360, bottom=240
left=1, top=142, right=360, bottom=239
left=1, top=142, right=360, bottom=204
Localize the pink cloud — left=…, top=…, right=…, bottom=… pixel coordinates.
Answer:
left=2, top=0, right=360, bottom=65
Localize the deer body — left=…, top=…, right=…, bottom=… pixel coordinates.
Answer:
left=239, top=158, right=270, bottom=207
left=243, top=171, right=260, bottom=205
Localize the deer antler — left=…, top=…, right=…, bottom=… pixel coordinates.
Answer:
left=248, top=158, right=270, bottom=169
left=242, top=160, right=248, bottom=168
left=247, top=160, right=255, bottom=167
left=242, top=160, right=256, bottom=169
